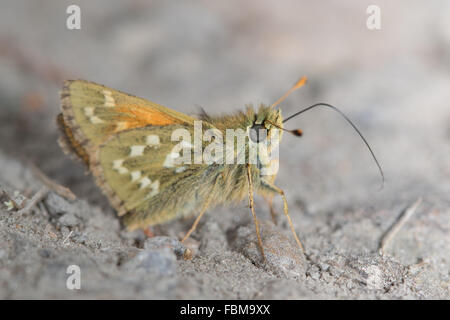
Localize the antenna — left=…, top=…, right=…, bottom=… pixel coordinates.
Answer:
left=284, top=103, right=385, bottom=189
left=271, top=76, right=307, bottom=109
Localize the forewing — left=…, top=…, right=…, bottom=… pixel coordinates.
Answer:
left=60, top=80, right=196, bottom=147
left=59, top=80, right=222, bottom=229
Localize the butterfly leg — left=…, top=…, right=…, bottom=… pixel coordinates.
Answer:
left=181, top=199, right=210, bottom=243
left=264, top=195, right=278, bottom=225
left=246, top=164, right=266, bottom=263
left=181, top=175, right=220, bottom=243
left=260, top=179, right=305, bottom=254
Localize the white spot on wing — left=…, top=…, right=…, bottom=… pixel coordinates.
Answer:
left=175, top=166, right=186, bottom=173
left=139, top=177, right=151, bottom=189
left=102, top=90, right=115, bottom=107
left=91, top=116, right=103, bottom=124
left=148, top=180, right=159, bottom=197
left=130, top=170, right=141, bottom=182
left=84, top=106, right=104, bottom=124
left=130, top=145, right=145, bottom=157
left=138, top=177, right=160, bottom=197
left=146, top=135, right=160, bottom=147
left=113, top=159, right=128, bottom=174
left=163, top=152, right=180, bottom=168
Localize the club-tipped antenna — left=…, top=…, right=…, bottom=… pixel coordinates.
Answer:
left=284, top=103, right=385, bottom=189
left=265, top=120, right=303, bottom=137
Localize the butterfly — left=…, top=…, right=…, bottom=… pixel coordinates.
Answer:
left=58, top=77, right=383, bottom=262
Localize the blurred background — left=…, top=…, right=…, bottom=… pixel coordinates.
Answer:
left=1, top=0, right=449, bottom=207
left=0, top=0, right=449, bottom=299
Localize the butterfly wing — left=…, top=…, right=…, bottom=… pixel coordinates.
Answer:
left=60, top=80, right=221, bottom=229
left=60, top=80, right=196, bottom=148
left=92, top=125, right=223, bottom=230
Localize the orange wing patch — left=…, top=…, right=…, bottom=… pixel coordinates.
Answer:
left=112, top=104, right=182, bottom=132
left=60, top=80, right=195, bottom=149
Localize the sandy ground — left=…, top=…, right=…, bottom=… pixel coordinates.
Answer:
left=0, top=1, right=449, bottom=299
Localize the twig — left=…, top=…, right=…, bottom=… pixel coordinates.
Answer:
left=17, top=186, right=49, bottom=215
left=63, top=230, right=74, bottom=245
left=38, top=201, right=50, bottom=216
left=29, top=161, right=76, bottom=201
left=379, top=198, right=422, bottom=253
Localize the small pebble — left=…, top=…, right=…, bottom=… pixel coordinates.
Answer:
left=123, top=247, right=177, bottom=276
left=230, top=220, right=306, bottom=278
left=144, top=236, right=193, bottom=260
left=58, top=213, right=80, bottom=227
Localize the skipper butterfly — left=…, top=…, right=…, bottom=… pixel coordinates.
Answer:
left=58, top=77, right=383, bottom=261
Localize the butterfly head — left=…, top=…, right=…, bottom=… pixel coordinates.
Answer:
left=248, top=104, right=284, bottom=144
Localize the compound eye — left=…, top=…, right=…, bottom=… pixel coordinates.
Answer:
left=249, top=124, right=267, bottom=143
